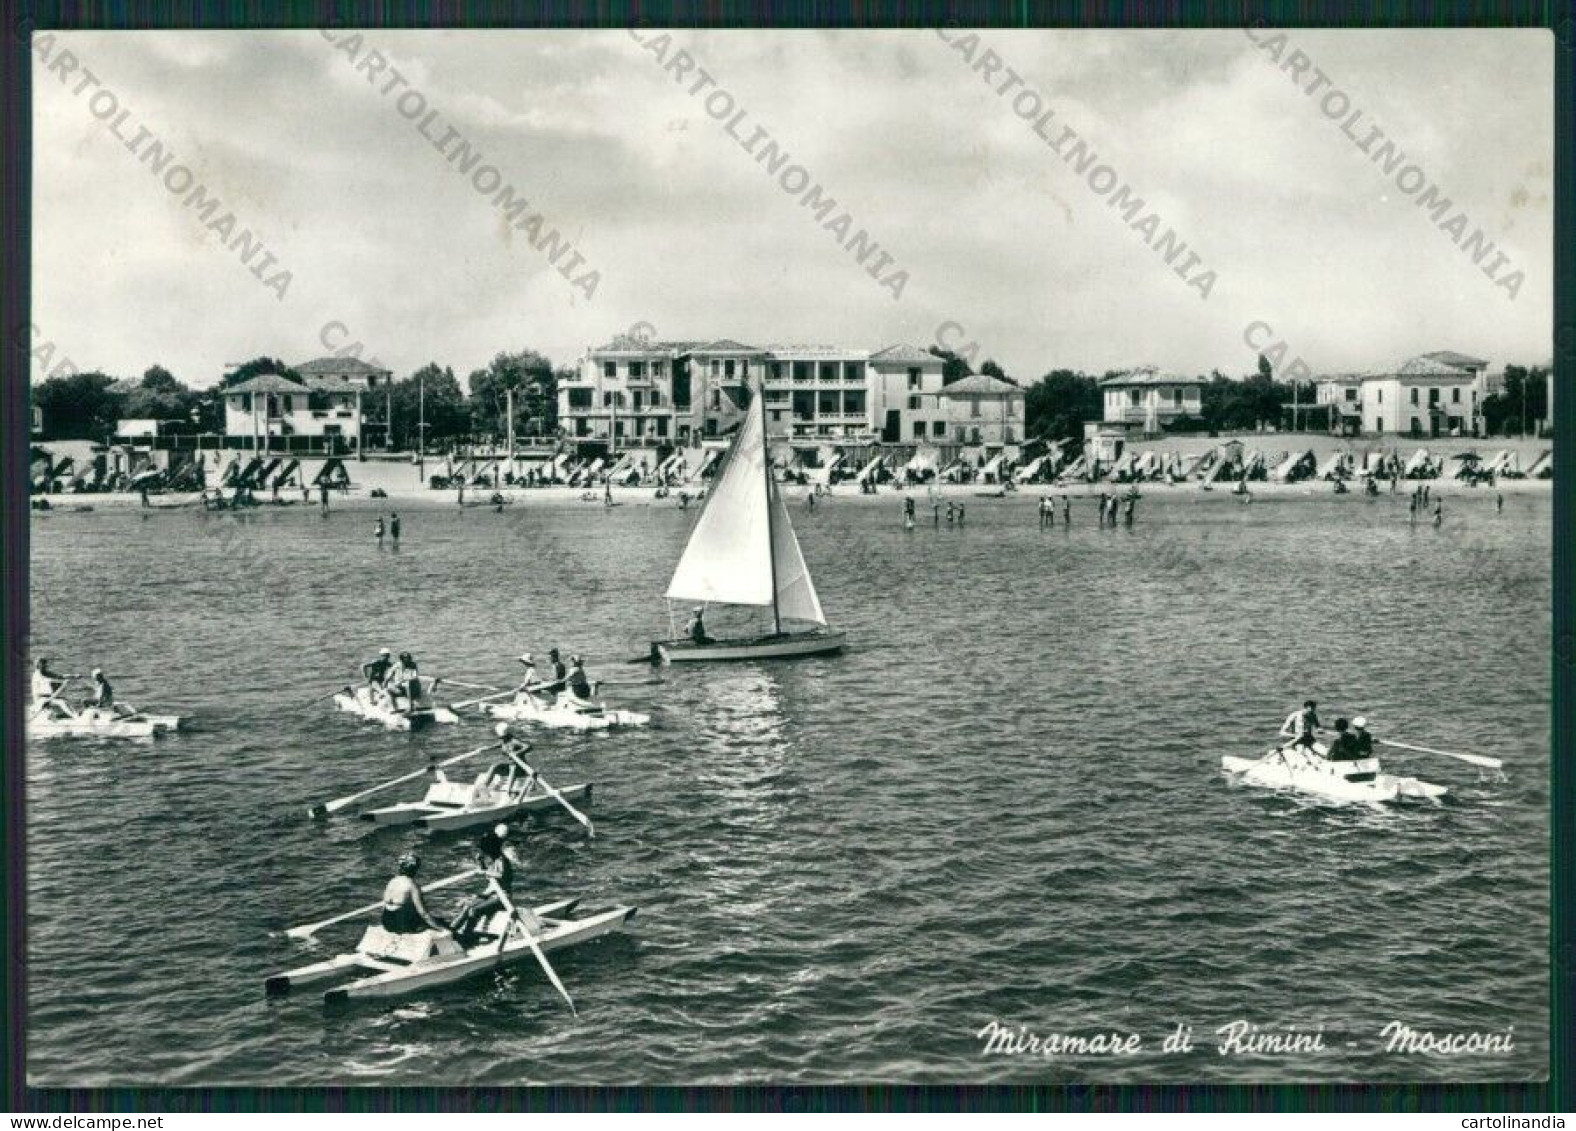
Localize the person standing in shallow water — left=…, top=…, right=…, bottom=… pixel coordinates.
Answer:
left=1433, top=500, right=1443, bottom=527
left=1497, top=493, right=1504, bottom=514
left=390, top=513, right=401, bottom=544
left=374, top=516, right=385, bottom=545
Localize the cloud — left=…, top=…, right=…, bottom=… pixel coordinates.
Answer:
left=31, top=28, right=1553, bottom=388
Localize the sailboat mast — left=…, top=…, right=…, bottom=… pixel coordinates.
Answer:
left=759, top=379, right=782, bottom=636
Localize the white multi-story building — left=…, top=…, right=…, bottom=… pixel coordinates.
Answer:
left=1099, top=368, right=1206, bottom=434
left=222, top=357, right=389, bottom=453
left=559, top=335, right=945, bottom=448
left=939, top=374, right=1027, bottom=446
left=1359, top=356, right=1480, bottom=438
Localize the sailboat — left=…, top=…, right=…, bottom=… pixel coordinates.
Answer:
left=651, top=382, right=846, bottom=663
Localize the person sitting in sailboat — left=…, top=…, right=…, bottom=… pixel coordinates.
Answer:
left=687, top=607, right=713, bottom=645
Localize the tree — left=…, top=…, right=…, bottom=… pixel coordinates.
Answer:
left=122, top=364, right=198, bottom=421
left=928, top=346, right=973, bottom=385
left=1490, top=365, right=1550, bottom=436
left=220, top=357, right=298, bottom=389
left=467, top=350, right=557, bottom=441
left=1258, top=353, right=1273, bottom=380
left=389, top=363, right=468, bottom=451
left=1024, top=369, right=1101, bottom=441
left=980, top=359, right=1009, bottom=381
left=33, top=371, right=123, bottom=440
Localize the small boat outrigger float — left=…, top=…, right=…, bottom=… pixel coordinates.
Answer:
left=1222, top=746, right=1448, bottom=805
left=266, top=894, right=636, bottom=1005
left=334, top=677, right=459, bottom=731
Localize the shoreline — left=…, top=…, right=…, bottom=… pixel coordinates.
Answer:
left=33, top=477, right=1553, bottom=512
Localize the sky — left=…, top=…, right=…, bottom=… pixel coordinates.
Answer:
left=30, top=28, right=1554, bottom=390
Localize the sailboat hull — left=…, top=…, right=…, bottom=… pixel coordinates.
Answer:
left=652, top=629, right=846, bottom=663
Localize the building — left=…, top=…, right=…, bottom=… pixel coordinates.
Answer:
left=221, top=356, right=389, bottom=454
left=867, top=345, right=947, bottom=443
left=1314, top=373, right=1369, bottom=436
left=1359, top=356, right=1479, bottom=438
left=1098, top=368, right=1206, bottom=435
left=939, top=374, right=1026, bottom=447
left=559, top=335, right=944, bottom=450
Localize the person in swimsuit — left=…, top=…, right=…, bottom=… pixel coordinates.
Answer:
left=85, top=669, right=115, bottom=712
left=32, top=658, right=74, bottom=718
left=450, top=826, right=533, bottom=944
left=540, top=648, right=569, bottom=695
left=362, top=648, right=394, bottom=689
left=380, top=851, right=450, bottom=936
left=563, top=656, right=598, bottom=707
left=390, top=652, right=421, bottom=710
left=1279, top=699, right=1323, bottom=752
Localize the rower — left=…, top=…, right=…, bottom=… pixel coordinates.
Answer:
left=31, top=658, right=73, bottom=717
left=380, top=851, right=451, bottom=937
left=1279, top=699, right=1323, bottom=752
left=451, top=825, right=533, bottom=945
left=687, top=608, right=712, bottom=646
left=1324, top=718, right=1363, bottom=762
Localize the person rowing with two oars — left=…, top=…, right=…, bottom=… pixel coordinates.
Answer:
left=31, top=658, right=75, bottom=718
left=388, top=651, right=422, bottom=711
left=450, top=825, right=535, bottom=946
left=380, top=851, right=453, bottom=937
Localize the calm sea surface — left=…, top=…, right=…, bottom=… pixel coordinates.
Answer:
left=26, top=490, right=1550, bottom=1085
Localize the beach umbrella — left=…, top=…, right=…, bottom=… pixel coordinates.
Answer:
left=1451, top=450, right=1482, bottom=463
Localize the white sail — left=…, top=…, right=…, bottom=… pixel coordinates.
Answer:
left=768, top=477, right=827, bottom=626
left=665, top=405, right=775, bottom=607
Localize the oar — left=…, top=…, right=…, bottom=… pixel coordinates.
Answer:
left=1377, top=738, right=1503, bottom=771
left=28, top=677, right=74, bottom=720
left=488, top=877, right=576, bottom=1017
left=593, top=677, right=663, bottom=689
left=441, top=679, right=501, bottom=693
left=304, top=685, right=351, bottom=710
left=452, top=688, right=518, bottom=710
left=502, top=743, right=595, bottom=838
left=285, top=868, right=480, bottom=940
left=308, top=741, right=501, bottom=818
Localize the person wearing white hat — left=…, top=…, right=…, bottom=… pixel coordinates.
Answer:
left=360, top=647, right=395, bottom=691
left=1351, top=717, right=1375, bottom=759
left=86, top=668, right=115, bottom=711
left=686, top=606, right=712, bottom=645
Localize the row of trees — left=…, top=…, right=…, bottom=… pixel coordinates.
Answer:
left=931, top=348, right=1553, bottom=444
left=31, top=351, right=571, bottom=448
left=31, top=347, right=1553, bottom=446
